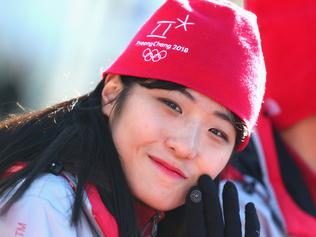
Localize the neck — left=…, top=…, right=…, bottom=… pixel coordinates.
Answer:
left=280, top=115, right=316, bottom=174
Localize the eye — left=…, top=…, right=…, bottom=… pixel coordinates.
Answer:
left=158, top=98, right=182, bottom=114
left=209, top=128, right=228, bottom=142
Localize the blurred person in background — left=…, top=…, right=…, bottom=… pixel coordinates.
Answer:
left=221, top=0, right=316, bottom=236
left=0, top=82, right=20, bottom=120
left=0, top=53, right=24, bottom=119
left=0, top=0, right=265, bottom=236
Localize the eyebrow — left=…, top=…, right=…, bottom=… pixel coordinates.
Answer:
left=178, top=89, right=195, bottom=101
left=214, top=111, right=235, bottom=127
left=178, top=89, right=235, bottom=126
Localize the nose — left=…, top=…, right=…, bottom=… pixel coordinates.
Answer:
left=165, top=125, right=200, bottom=160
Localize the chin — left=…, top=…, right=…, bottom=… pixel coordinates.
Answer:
left=141, top=194, right=185, bottom=212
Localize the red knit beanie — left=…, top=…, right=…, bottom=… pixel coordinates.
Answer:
left=103, top=0, right=266, bottom=149
left=246, top=0, right=316, bottom=131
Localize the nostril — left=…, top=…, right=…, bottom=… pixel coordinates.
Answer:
left=169, top=144, right=176, bottom=151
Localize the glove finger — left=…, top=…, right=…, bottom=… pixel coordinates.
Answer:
left=245, top=202, right=260, bottom=237
left=185, top=185, right=207, bottom=237
left=222, top=181, right=242, bottom=237
left=198, top=175, right=224, bottom=237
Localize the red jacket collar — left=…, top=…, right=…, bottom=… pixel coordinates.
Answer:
left=86, top=184, right=164, bottom=237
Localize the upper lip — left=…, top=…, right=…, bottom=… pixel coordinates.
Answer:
left=149, top=155, right=188, bottom=179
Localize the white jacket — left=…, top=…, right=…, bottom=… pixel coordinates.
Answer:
left=0, top=173, right=103, bottom=237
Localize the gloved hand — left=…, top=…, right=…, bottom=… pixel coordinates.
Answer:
left=185, top=175, right=260, bottom=237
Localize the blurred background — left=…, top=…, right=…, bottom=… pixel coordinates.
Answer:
left=0, top=0, right=243, bottom=118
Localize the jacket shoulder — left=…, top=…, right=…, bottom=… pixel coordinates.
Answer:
left=22, top=173, right=75, bottom=214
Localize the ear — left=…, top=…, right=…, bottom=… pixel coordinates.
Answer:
left=101, top=74, right=124, bottom=117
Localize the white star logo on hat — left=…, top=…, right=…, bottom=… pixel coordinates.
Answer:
left=175, top=14, right=195, bottom=31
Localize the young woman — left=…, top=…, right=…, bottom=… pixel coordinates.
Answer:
left=0, top=0, right=266, bottom=236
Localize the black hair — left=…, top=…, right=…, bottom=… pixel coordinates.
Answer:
left=0, top=75, right=246, bottom=236
left=0, top=77, right=140, bottom=236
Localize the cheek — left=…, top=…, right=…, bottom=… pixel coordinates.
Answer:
left=111, top=105, right=165, bottom=158
left=198, top=148, right=232, bottom=178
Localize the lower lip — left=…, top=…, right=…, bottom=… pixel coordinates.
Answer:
left=150, top=157, right=185, bottom=179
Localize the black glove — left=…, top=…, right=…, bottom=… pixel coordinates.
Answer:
left=185, top=175, right=260, bottom=237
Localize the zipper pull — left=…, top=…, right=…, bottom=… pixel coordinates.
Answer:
left=151, top=212, right=161, bottom=237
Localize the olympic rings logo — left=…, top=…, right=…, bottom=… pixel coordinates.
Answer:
left=142, top=48, right=167, bottom=62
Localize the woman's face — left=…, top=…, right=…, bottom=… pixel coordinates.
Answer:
left=102, top=75, right=236, bottom=211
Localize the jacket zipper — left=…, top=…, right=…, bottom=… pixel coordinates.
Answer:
left=151, top=212, right=161, bottom=237
left=141, top=211, right=161, bottom=237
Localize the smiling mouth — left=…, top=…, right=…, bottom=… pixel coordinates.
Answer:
left=149, top=155, right=187, bottom=179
